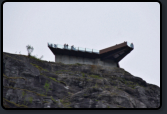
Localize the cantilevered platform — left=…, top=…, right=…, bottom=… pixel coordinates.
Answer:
left=48, top=44, right=100, bottom=59
left=48, top=41, right=134, bottom=67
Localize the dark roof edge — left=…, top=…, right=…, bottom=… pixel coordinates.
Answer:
left=99, top=42, right=127, bottom=54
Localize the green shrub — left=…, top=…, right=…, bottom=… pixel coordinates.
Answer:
left=82, top=73, right=85, bottom=77
left=26, top=45, right=34, bottom=57
left=75, top=63, right=82, bottom=66
left=30, top=55, right=42, bottom=61
left=55, top=70, right=69, bottom=74
left=89, top=75, right=102, bottom=79
left=22, top=91, right=26, bottom=97
left=49, top=77, right=58, bottom=82
left=120, top=78, right=137, bottom=89
left=29, top=97, right=33, bottom=103
left=117, top=105, right=125, bottom=108
left=60, top=81, right=66, bottom=86
left=95, top=83, right=98, bottom=87
left=51, top=96, right=58, bottom=103
left=49, top=77, right=66, bottom=86
left=107, top=105, right=110, bottom=108
left=59, top=99, right=71, bottom=108
left=44, top=81, right=50, bottom=94
left=3, top=98, right=28, bottom=108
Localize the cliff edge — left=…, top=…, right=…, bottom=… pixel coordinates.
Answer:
left=3, top=52, right=160, bottom=108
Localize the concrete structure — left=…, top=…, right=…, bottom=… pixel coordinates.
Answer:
left=55, top=55, right=117, bottom=67
left=48, top=41, right=134, bottom=68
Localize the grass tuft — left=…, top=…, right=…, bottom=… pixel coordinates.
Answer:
left=89, top=74, right=103, bottom=79
left=30, top=63, right=48, bottom=72
left=3, top=98, right=28, bottom=108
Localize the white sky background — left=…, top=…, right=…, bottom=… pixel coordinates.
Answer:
left=3, top=2, right=160, bottom=87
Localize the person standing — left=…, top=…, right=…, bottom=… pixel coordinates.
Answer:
left=67, top=44, right=68, bottom=48
left=72, top=45, right=75, bottom=50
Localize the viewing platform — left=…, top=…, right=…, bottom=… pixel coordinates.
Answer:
left=48, top=43, right=100, bottom=59
left=48, top=41, right=134, bottom=68
left=48, top=43, right=99, bottom=54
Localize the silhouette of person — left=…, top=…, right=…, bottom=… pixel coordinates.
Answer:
left=64, top=43, right=66, bottom=48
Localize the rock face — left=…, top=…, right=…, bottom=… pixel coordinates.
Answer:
left=3, top=52, right=160, bottom=108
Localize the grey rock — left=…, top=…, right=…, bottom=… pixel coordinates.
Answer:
left=3, top=52, right=160, bottom=108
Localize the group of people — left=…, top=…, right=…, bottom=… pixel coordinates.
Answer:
left=64, top=43, right=75, bottom=50
left=64, top=43, right=68, bottom=49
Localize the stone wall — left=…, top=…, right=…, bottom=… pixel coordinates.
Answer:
left=55, top=55, right=117, bottom=67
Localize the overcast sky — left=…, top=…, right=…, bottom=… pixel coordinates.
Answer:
left=3, top=2, right=160, bottom=87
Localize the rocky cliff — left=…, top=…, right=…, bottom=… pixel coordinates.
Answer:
left=3, top=52, right=160, bottom=108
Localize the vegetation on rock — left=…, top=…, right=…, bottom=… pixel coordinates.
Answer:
left=3, top=52, right=160, bottom=108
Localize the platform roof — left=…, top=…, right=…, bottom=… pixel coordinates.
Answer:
left=99, top=42, right=134, bottom=62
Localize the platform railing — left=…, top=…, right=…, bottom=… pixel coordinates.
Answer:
left=48, top=43, right=99, bottom=54
left=86, top=48, right=92, bottom=53
left=92, top=49, right=99, bottom=54
left=78, top=47, right=85, bottom=52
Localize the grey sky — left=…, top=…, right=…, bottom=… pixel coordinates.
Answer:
left=3, top=2, right=160, bottom=86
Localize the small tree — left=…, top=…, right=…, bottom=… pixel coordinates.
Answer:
left=26, top=45, right=34, bottom=57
